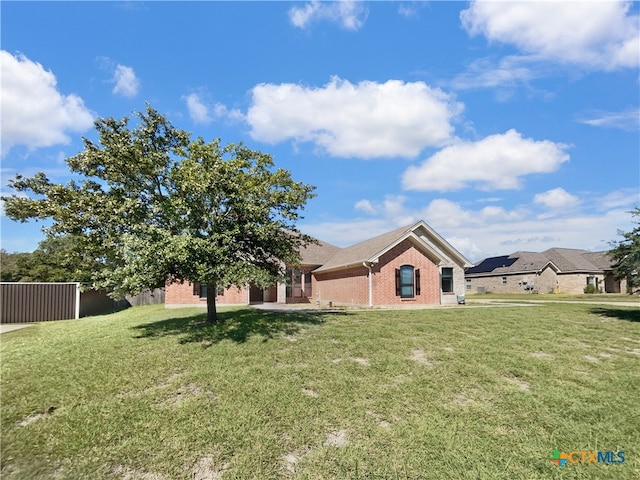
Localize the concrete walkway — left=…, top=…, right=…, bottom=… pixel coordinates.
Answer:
left=0, top=323, right=35, bottom=334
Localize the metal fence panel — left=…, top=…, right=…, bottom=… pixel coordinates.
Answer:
left=0, top=283, right=79, bottom=323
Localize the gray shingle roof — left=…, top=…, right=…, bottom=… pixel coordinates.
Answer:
left=298, top=239, right=341, bottom=266
left=313, top=224, right=414, bottom=272
left=466, top=248, right=615, bottom=276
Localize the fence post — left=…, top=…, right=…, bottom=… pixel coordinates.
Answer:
left=74, top=283, right=81, bottom=319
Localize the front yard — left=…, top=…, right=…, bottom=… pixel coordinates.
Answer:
left=1, top=303, right=638, bottom=479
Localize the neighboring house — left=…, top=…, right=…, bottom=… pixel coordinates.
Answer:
left=165, top=220, right=472, bottom=308
left=465, top=248, right=627, bottom=295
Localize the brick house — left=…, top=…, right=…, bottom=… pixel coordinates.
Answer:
left=465, top=248, right=627, bottom=295
left=165, top=220, right=472, bottom=308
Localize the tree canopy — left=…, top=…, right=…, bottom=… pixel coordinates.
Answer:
left=0, top=236, right=97, bottom=283
left=609, top=205, right=640, bottom=293
left=3, top=105, right=316, bottom=322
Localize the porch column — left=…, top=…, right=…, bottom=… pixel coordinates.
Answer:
left=277, top=281, right=287, bottom=304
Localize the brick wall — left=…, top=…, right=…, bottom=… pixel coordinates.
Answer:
left=467, top=268, right=559, bottom=294
left=313, top=266, right=369, bottom=306
left=465, top=269, right=623, bottom=295
left=165, top=280, right=248, bottom=307
left=313, top=239, right=442, bottom=307
left=373, top=239, right=440, bottom=305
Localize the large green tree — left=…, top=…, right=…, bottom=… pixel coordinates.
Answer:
left=609, top=206, right=640, bottom=293
left=13, top=235, right=98, bottom=283
left=3, top=106, right=315, bottom=322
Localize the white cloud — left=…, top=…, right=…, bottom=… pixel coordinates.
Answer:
left=247, top=77, right=462, bottom=158
left=112, top=64, right=140, bottom=98
left=578, top=108, right=640, bottom=131
left=289, top=0, right=368, bottom=31
left=534, top=188, right=580, bottom=210
left=450, top=55, right=538, bottom=91
left=183, top=93, right=212, bottom=124
left=212, top=103, right=245, bottom=123
left=183, top=93, right=244, bottom=125
left=302, top=194, right=636, bottom=262
left=460, top=0, right=639, bottom=70
left=354, top=199, right=376, bottom=215
left=402, top=129, right=570, bottom=192
left=599, top=188, right=639, bottom=210
left=0, top=50, right=94, bottom=157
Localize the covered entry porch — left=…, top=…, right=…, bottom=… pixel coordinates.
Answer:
left=248, top=267, right=315, bottom=304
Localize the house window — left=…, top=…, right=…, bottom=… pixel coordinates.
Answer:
left=194, top=283, right=223, bottom=298
left=502, top=276, right=507, bottom=285
left=466, top=279, right=471, bottom=291
left=442, top=268, right=454, bottom=293
left=396, top=265, right=420, bottom=298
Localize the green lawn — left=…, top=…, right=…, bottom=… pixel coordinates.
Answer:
left=1, top=303, right=639, bottom=479
left=465, top=293, right=639, bottom=303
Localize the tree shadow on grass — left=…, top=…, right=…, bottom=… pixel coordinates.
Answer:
left=132, top=308, right=344, bottom=346
left=590, top=307, right=640, bottom=323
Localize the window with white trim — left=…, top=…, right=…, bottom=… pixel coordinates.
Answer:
left=396, top=265, right=420, bottom=298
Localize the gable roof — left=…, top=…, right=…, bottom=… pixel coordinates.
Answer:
left=466, top=248, right=615, bottom=277
left=313, top=221, right=472, bottom=273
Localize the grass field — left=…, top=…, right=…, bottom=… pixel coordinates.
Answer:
left=465, top=293, right=639, bottom=303
left=1, top=302, right=639, bottom=479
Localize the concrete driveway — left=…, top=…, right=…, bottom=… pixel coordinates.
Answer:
left=1, top=323, right=34, bottom=334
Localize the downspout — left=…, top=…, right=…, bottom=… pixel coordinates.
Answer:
left=363, top=262, right=373, bottom=308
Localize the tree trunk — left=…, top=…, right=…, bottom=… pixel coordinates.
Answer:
left=206, top=283, right=218, bottom=323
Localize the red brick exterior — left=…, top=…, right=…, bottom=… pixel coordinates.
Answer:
left=314, top=239, right=441, bottom=306
left=165, top=280, right=248, bottom=306
left=166, top=240, right=446, bottom=308
left=372, top=239, right=440, bottom=305
left=314, top=266, right=369, bottom=306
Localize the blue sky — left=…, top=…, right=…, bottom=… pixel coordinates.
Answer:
left=1, top=1, right=639, bottom=262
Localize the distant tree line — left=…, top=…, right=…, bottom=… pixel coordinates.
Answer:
left=1, top=235, right=97, bottom=283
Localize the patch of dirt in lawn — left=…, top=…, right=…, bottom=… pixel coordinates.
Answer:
left=442, top=346, right=455, bottom=352
left=111, top=465, right=168, bottom=480
left=281, top=448, right=312, bottom=476
left=191, top=456, right=229, bottom=480
left=351, top=357, right=370, bottom=366
left=366, top=409, right=391, bottom=429
left=451, top=393, right=477, bottom=407
left=302, top=388, right=319, bottom=398
left=410, top=349, right=434, bottom=366
left=530, top=351, right=554, bottom=359
left=324, top=429, right=349, bottom=447
left=283, top=453, right=300, bottom=474
left=383, top=373, right=411, bottom=388
left=17, top=406, right=57, bottom=427
left=598, top=352, right=614, bottom=359
left=503, top=375, right=530, bottom=391
left=450, top=390, right=492, bottom=408
left=18, top=413, right=45, bottom=427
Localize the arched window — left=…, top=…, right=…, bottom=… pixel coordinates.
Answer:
left=396, top=265, right=420, bottom=298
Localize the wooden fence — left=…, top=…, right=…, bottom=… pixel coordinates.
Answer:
left=1, top=283, right=165, bottom=323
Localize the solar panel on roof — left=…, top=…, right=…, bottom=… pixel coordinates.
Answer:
left=466, top=255, right=517, bottom=274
